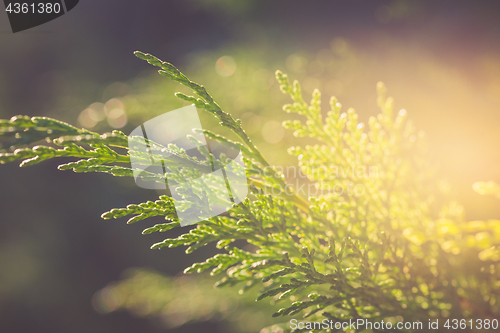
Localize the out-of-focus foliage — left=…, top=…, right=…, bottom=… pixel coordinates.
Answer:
left=473, top=181, right=500, bottom=200
left=93, top=268, right=280, bottom=332
left=1, top=52, right=500, bottom=332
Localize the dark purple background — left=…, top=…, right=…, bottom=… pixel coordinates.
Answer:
left=1, top=1, right=500, bottom=332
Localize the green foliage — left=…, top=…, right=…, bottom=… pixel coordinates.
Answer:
left=1, top=52, right=499, bottom=332
left=0, top=116, right=132, bottom=174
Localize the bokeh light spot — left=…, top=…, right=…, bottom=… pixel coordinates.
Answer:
left=215, top=56, right=237, bottom=77
left=92, top=287, right=122, bottom=314
left=262, top=120, right=284, bottom=144
left=286, top=54, right=307, bottom=73
left=78, top=109, right=97, bottom=128
left=104, top=98, right=125, bottom=114
left=241, top=112, right=262, bottom=134
left=78, top=102, right=106, bottom=128
left=107, top=108, right=128, bottom=129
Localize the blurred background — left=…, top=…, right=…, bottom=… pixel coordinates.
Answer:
left=1, top=0, right=500, bottom=332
